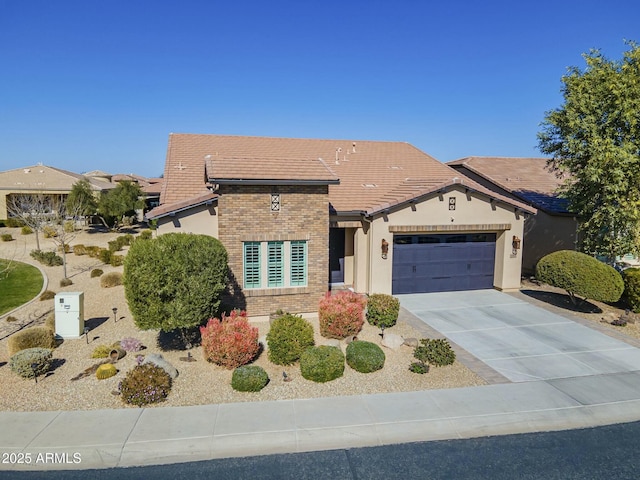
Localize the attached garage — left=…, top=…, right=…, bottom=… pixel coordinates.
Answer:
left=392, top=233, right=496, bottom=294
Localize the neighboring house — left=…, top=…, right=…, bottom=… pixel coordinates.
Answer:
left=147, top=134, right=535, bottom=319
left=0, top=164, right=115, bottom=220
left=447, top=157, right=579, bottom=274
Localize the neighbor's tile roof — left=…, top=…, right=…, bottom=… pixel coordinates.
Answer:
left=447, top=157, right=572, bottom=214
left=147, top=192, right=217, bottom=219
left=0, top=165, right=115, bottom=192
left=160, top=134, right=535, bottom=215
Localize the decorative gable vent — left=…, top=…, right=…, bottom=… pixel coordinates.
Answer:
left=270, top=193, right=281, bottom=212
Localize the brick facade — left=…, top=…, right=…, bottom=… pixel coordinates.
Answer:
left=217, top=184, right=329, bottom=317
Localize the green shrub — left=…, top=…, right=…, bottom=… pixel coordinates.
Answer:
left=21, top=226, right=33, bottom=235
left=345, top=340, right=385, bottom=373
left=44, top=313, right=55, bottom=332
left=409, top=362, right=430, bottom=374
left=43, top=226, right=57, bottom=238
left=300, top=345, right=345, bottom=383
left=39, top=290, right=56, bottom=301
left=90, top=268, right=104, bottom=278
left=30, top=250, right=63, bottom=266
left=6, top=316, right=18, bottom=323
left=231, top=365, right=269, bottom=392
left=98, top=248, right=112, bottom=264
left=96, top=363, right=117, bottom=380
left=91, top=345, right=113, bottom=359
left=535, top=250, right=624, bottom=304
left=124, top=233, right=228, bottom=332
left=318, top=291, right=367, bottom=339
left=1, top=233, right=14, bottom=242
left=138, top=230, right=153, bottom=240
left=101, top=272, right=123, bottom=288
left=63, top=221, right=75, bottom=233
left=414, top=338, right=456, bottom=367
left=366, top=293, right=400, bottom=331
left=9, top=347, right=53, bottom=379
left=57, top=244, right=71, bottom=254
left=120, top=364, right=172, bottom=406
left=623, top=268, right=640, bottom=313
left=86, top=246, right=101, bottom=258
left=73, top=244, right=87, bottom=256
left=121, top=234, right=134, bottom=246
left=266, top=313, right=315, bottom=365
left=5, top=218, right=25, bottom=228
left=110, top=254, right=124, bottom=267
left=59, top=278, right=73, bottom=287
left=7, top=326, right=56, bottom=356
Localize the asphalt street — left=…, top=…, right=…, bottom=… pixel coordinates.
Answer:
left=3, top=421, right=639, bottom=480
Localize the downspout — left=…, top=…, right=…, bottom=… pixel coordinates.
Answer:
left=361, top=213, right=373, bottom=294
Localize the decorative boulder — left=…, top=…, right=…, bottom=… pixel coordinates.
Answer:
left=381, top=333, right=405, bottom=350
left=403, top=337, right=419, bottom=348
left=142, top=353, right=179, bottom=379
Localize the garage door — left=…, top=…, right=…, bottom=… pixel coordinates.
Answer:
left=392, top=233, right=496, bottom=294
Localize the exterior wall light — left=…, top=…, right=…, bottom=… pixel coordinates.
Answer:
left=512, top=235, right=521, bottom=255
left=381, top=239, right=389, bottom=259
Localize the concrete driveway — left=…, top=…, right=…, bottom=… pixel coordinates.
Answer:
left=398, top=290, right=640, bottom=382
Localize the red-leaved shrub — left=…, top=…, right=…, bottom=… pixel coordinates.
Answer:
left=200, top=310, right=260, bottom=369
left=318, top=291, right=367, bottom=339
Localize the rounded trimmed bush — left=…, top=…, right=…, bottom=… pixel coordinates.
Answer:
left=535, top=250, right=624, bottom=304
left=623, top=268, right=640, bottom=313
left=95, top=363, right=117, bottom=380
left=345, top=340, right=385, bottom=373
left=90, top=268, right=104, bottom=278
left=231, top=365, right=269, bottom=392
left=8, top=326, right=56, bottom=357
left=119, top=364, right=172, bottom=407
left=101, top=272, right=123, bottom=288
left=300, top=345, right=345, bottom=383
left=366, top=293, right=400, bottom=331
left=59, top=278, right=73, bottom=287
left=266, top=313, right=315, bottom=365
left=318, top=291, right=367, bottom=339
left=9, top=348, right=53, bottom=379
left=39, top=290, right=56, bottom=301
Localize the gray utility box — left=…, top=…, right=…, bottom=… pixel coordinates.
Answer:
left=54, top=292, right=85, bottom=338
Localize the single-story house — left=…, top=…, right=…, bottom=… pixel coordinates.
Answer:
left=447, top=157, right=578, bottom=274
left=147, top=134, right=536, bottom=319
left=0, top=164, right=115, bottom=220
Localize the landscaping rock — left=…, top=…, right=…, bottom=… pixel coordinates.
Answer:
left=403, top=337, right=419, bottom=347
left=381, top=333, right=404, bottom=350
left=142, top=353, right=179, bottom=379
left=324, top=339, right=341, bottom=348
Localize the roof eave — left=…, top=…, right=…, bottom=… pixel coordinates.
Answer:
left=212, top=179, right=340, bottom=186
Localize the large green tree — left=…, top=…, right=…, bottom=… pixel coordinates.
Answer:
left=124, top=233, right=228, bottom=334
left=98, top=181, right=145, bottom=227
left=538, top=42, right=640, bottom=261
left=67, top=179, right=98, bottom=217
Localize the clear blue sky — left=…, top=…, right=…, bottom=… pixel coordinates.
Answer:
left=1, top=0, right=638, bottom=177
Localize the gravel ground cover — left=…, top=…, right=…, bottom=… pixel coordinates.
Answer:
left=0, top=227, right=485, bottom=412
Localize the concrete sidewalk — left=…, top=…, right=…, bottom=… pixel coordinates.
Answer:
left=3, top=289, right=640, bottom=472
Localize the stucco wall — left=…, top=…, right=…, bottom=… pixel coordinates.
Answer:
left=156, top=203, right=218, bottom=237
left=523, top=211, right=578, bottom=274
left=360, top=186, right=526, bottom=294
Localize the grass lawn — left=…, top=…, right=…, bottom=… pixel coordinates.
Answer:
left=0, top=259, right=43, bottom=316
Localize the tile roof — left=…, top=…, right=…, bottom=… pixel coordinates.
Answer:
left=159, top=134, right=535, bottom=216
left=147, top=192, right=218, bottom=219
left=0, top=165, right=114, bottom=192
left=447, top=157, right=572, bottom=214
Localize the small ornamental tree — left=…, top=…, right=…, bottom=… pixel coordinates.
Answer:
left=535, top=250, right=624, bottom=305
left=200, top=310, right=260, bottom=369
left=318, top=291, right=367, bottom=339
left=124, top=233, right=228, bottom=336
left=366, top=293, right=400, bottom=332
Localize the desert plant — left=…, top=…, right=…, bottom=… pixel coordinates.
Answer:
left=200, top=310, right=259, bottom=369
left=231, top=365, right=269, bottom=392
left=1, top=233, right=13, bottom=242
left=95, top=363, right=117, bottom=380
left=86, top=246, right=101, bottom=258
left=124, top=233, right=228, bottom=333
left=108, top=239, right=123, bottom=252
left=21, top=226, right=33, bottom=235
left=57, top=243, right=71, bottom=254
left=535, top=250, right=624, bottom=305
left=90, top=268, right=104, bottom=278
left=59, top=278, right=73, bottom=287
left=299, top=345, right=345, bottom=383
left=42, top=226, right=57, bottom=238
left=366, top=294, right=400, bottom=332
left=101, top=272, right=123, bottom=288
left=345, top=340, right=385, bottom=373
left=63, top=221, right=75, bottom=233
left=91, top=344, right=113, bottom=358
left=119, top=364, right=172, bottom=407
left=5, top=218, right=25, bottom=228
left=623, top=268, right=640, bottom=313
left=39, top=290, right=56, bottom=301
left=9, top=347, right=53, bottom=379
left=141, top=353, right=178, bottom=379
left=110, top=254, right=124, bottom=267
left=30, top=250, right=63, bottom=266
left=7, top=326, right=56, bottom=356
left=120, top=337, right=143, bottom=352
left=138, top=230, right=153, bottom=240
left=6, top=316, right=18, bottom=323
left=409, top=362, right=430, bottom=374
left=73, top=244, right=87, bottom=256
left=266, top=313, right=315, bottom=365
left=413, top=338, right=456, bottom=367
left=44, top=313, right=55, bottom=332
left=98, top=248, right=112, bottom=264
left=318, top=291, right=367, bottom=339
